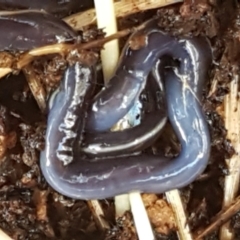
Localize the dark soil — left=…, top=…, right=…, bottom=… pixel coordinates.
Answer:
left=0, top=0, right=239, bottom=239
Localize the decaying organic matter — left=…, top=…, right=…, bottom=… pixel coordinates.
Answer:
left=0, top=0, right=240, bottom=240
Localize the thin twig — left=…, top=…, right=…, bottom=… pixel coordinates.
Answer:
left=194, top=195, right=240, bottom=240
left=0, top=27, right=136, bottom=80
left=17, top=28, right=134, bottom=70
left=0, top=7, right=172, bottom=79
left=64, top=0, right=183, bottom=30
left=0, top=25, right=144, bottom=80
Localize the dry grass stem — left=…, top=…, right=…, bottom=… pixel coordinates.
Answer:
left=64, top=0, right=183, bottom=30
left=23, top=65, right=47, bottom=112
left=0, top=68, right=13, bottom=78
left=166, top=190, right=193, bottom=240
left=219, top=69, right=240, bottom=240
left=0, top=229, right=13, bottom=240
left=129, top=193, right=155, bottom=240
left=93, top=2, right=155, bottom=239
left=114, top=195, right=130, bottom=217
left=85, top=0, right=119, bottom=231
left=87, top=200, right=110, bottom=230
left=94, top=0, right=132, bottom=221
left=208, top=50, right=227, bottom=99
left=94, top=0, right=119, bottom=81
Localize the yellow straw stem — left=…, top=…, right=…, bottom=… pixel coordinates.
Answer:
left=94, top=0, right=119, bottom=81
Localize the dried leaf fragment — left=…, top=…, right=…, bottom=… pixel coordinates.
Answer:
left=0, top=131, right=16, bottom=160
left=33, top=189, right=48, bottom=222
